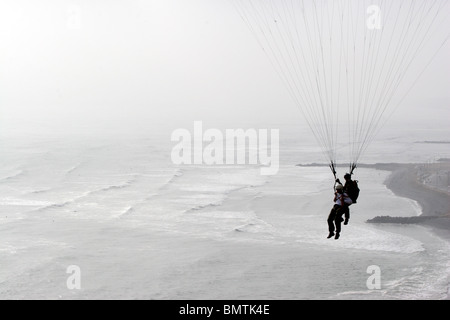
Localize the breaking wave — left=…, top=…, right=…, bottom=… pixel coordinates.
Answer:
left=0, top=170, right=25, bottom=182
left=158, top=168, right=184, bottom=190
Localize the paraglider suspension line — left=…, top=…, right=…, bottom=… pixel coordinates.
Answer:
left=329, top=161, right=337, bottom=181
left=349, top=163, right=357, bottom=176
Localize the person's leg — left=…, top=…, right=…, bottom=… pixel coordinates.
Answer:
left=327, top=209, right=336, bottom=232
left=327, top=205, right=339, bottom=238
left=344, top=206, right=350, bottom=225
left=334, top=207, right=345, bottom=239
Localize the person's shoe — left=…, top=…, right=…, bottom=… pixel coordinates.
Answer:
left=335, top=233, right=340, bottom=240
left=344, top=219, right=349, bottom=225
left=327, top=232, right=335, bottom=239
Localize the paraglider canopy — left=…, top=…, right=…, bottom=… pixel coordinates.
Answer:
left=230, top=0, right=449, bottom=177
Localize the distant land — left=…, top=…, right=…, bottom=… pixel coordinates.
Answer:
left=415, top=141, right=450, bottom=144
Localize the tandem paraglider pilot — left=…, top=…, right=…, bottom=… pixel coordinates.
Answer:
left=327, top=184, right=352, bottom=240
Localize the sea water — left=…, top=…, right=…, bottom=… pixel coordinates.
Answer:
left=0, top=125, right=449, bottom=300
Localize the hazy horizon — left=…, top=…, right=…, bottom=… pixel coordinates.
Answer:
left=0, top=0, right=449, bottom=137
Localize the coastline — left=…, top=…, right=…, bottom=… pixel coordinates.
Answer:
left=380, top=162, right=450, bottom=300
left=374, top=162, right=450, bottom=241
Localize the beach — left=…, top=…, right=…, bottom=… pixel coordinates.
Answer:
left=375, top=161, right=450, bottom=299
left=370, top=162, right=450, bottom=239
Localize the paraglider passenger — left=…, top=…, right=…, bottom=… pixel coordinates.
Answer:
left=327, top=184, right=352, bottom=240
left=335, top=173, right=359, bottom=225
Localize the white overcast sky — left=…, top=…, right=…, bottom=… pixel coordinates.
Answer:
left=0, top=0, right=449, bottom=136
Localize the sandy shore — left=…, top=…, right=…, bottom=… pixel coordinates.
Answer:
left=377, top=162, right=450, bottom=300
left=369, top=162, right=450, bottom=242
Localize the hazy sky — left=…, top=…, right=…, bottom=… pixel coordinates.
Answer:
left=0, top=0, right=449, bottom=136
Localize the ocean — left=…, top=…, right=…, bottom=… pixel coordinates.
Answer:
left=0, top=123, right=449, bottom=300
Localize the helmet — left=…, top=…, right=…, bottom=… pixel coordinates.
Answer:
left=336, top=184, right=344, bottom=191
left=344, top=173, right=351, bottom=180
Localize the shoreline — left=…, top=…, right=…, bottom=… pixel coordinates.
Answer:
left=373, top=163, right=450, bottom=241
left=381, top=162, right=450, bottom=300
